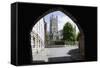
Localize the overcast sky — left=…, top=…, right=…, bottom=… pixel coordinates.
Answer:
left=43, top=11, right=79, bottom=34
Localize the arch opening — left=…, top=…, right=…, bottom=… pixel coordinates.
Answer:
left=30, top=9, right=85, bottom=62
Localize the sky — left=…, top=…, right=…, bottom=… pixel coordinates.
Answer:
left=43, top=11, right=79, bottom=34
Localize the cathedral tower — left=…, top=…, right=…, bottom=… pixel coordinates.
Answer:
left=50, top=15, right=58, bottom=41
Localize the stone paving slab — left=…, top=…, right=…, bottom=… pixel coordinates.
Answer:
left=47, top=46, right=78, bottom=58
left=32, top=45, right=81, bottom=62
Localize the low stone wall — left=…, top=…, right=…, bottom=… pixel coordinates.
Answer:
left=46, top=44, right=78, bottom=48
left=46, top=45, right=65, bottom=48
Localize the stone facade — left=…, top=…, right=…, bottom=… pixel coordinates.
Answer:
left=50, top=15, right=58, bottom=41
left=30, top=18, right=48, bottom=62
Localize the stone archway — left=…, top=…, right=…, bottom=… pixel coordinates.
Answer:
left=30, top=8, right=85, bottom=62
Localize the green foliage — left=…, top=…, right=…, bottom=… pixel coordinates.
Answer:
left=76, top=32, right=80, bottom=41
left=63, top=22, right=76, bottom=41
left=54, top=41, right=65, bottom=45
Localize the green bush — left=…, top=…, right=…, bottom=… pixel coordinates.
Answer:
left=54, top=41, right=65, bottom=45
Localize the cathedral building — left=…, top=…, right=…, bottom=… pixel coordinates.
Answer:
left=50, top=15, right=58, bottom=41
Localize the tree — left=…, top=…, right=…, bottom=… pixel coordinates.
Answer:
left=63, top=22, right=76, bottom=41
left=76, top=32, right=80, bottom=41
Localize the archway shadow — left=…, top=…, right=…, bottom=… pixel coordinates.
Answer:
left=68, top=48, right=84, bottom=60
left=48, top=48, right=84, bottom=62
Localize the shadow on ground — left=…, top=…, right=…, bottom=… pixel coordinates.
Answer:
left=32, top=48, right=84, bottom=63
left=48, top=48, right=84, bottom=62
left=68, top=48, right=83, bottom=60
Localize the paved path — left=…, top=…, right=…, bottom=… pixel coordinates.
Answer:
left=32, top=45, right=83, bottom=62
left=47, top=46, right=78, bottom=58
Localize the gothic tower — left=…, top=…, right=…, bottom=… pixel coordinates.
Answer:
left=50, top=15, right=58, bottom=41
